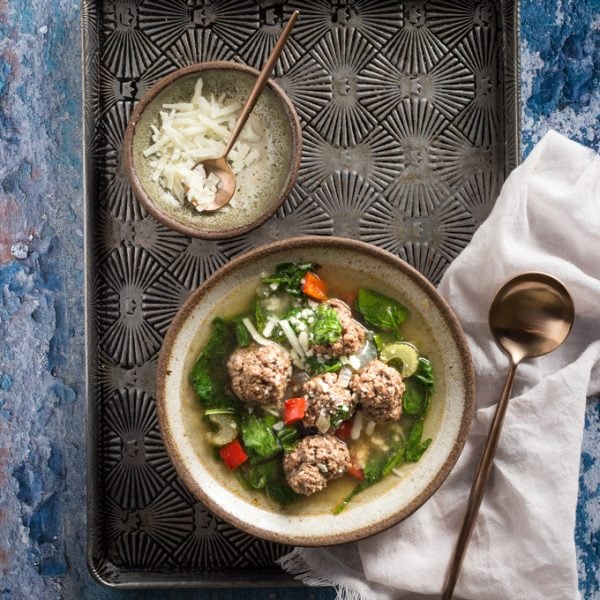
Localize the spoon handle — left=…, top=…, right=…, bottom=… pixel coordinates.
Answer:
left=222, top=10, right=299, bottom=157
left=441, top=361, right=518, bottom=600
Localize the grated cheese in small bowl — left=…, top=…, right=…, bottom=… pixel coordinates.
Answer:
left=143, top=77, right=264, bottom=213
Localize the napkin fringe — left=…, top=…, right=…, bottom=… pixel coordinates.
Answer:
left=278, top=550, right=362, bottom=600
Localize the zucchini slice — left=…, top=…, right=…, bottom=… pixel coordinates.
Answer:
left=206, top=414, right=238, bottom=446
left=380, top=342, right=420, bottom=377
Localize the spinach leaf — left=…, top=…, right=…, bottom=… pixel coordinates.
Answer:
left=276, top=425, right=300, bottom=453
left=355, top=288, right=409, bottom=332
left=403, top=358, right=434, bottom=418
left=240, top=413, right=281, bottom=462
left=310, top=303, right=342, bottom=345
left=262, top=262, right=319, bottom=297
left=252, top=298, right=268, bottom=333
left=233, top=317, right=252, bottom=347
left=267, top=479, right=299, bottom=506
left=305, top=357, right=343, bottom=375
left=403, top=380, right=428, bottom=417
left=243, top=458, right=277, bottom=489
left=405, top=419, right=432, bottom=462
left=333, top=439, right=406, bottom=514
left=365, top=439, right=406, bottom=482
left=383, top=445, right=406, bottom=477
left=373, top=330, right=403, bottom=350
left=414, top=357, right=434, bottom=393
left=362, top=455, right=385, bottom=484
left=241, top=457, right=299, bottom=506
left=190, top=318, right=237, bottom=409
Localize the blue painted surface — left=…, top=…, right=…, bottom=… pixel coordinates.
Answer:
left=0, top=1, right=597, bottom=599
left=521, top=2, right=600, bottom=597
left=521, top=0, right=600, bottom=153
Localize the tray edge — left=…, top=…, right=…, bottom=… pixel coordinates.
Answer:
left=81, top=0, right=523, bottom=588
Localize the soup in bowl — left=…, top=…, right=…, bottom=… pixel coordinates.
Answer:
left=157, top=237, right=474, bottom=546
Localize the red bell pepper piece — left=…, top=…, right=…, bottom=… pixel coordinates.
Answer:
left=219, top=439, right=248, bottom=470
left=284, top=397, right=306, bottom=425
left=302, top=272, right=328, bottom=301
left=347, top=464, right=365, bottom=480
left=334, top=419, right=353, bottom=441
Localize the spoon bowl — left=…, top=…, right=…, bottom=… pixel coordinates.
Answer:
left=197, top=157, right=236, bottom=212
left=489, top=273, right=575, bottom=363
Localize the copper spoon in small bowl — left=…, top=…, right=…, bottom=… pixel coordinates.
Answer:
left=193, top=10, right=299, bottom=212
left=442, top=272, right=575, bottom=600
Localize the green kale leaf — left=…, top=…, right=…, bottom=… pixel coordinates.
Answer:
left=355, top=288, right=409, bottom=332
left=262, top=262, right=319, bottom=297
left=309, top=303, right=342, bottom=345
left=190, top=318, right=237, bottom=409
left=240, top=412, right=281, bottom=462
left=405, top=419, right=432, bottom=462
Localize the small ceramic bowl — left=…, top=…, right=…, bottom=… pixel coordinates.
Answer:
left=157, top=237, right=475, bottom=546
left=124, top=61, right=302, bottom=239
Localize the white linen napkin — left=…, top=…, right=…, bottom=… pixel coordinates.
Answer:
left=279, top=131, right=600, bottom=600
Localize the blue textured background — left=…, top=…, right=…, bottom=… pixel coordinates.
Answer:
left=0, top=1, right=598, bottom=599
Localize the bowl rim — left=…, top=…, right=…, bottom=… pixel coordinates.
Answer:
left=123, top=60, right=303, bottom=240
left=156, top=236, right=476, bottom=546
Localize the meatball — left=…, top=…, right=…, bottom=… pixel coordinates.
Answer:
left=350, top=359, right=405, bottom=422
left=302, top=372, right=355, bottom=433
left=283, top=434, right=351, bottom=496
left=312, top=299, right=366, bottom=358
left=227, top=343, right=291, bottom=406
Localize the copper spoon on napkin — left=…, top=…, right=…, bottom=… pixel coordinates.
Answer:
left=192, top=10, right=299, bottom=212
left=442, top=273, right=574, bottom=600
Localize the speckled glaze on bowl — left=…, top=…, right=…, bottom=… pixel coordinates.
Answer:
left=124, top=61, right=302, bottom=239
left=157, top=237, right=475, bottom=546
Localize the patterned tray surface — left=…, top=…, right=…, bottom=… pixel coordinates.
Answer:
left=83, top=0, right=518, bottom=586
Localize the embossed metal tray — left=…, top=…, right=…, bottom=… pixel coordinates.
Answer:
left=82, top=0, right=520, bottom=588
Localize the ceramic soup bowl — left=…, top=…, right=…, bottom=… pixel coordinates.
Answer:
left=157, top=237, right=475, bottom=546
